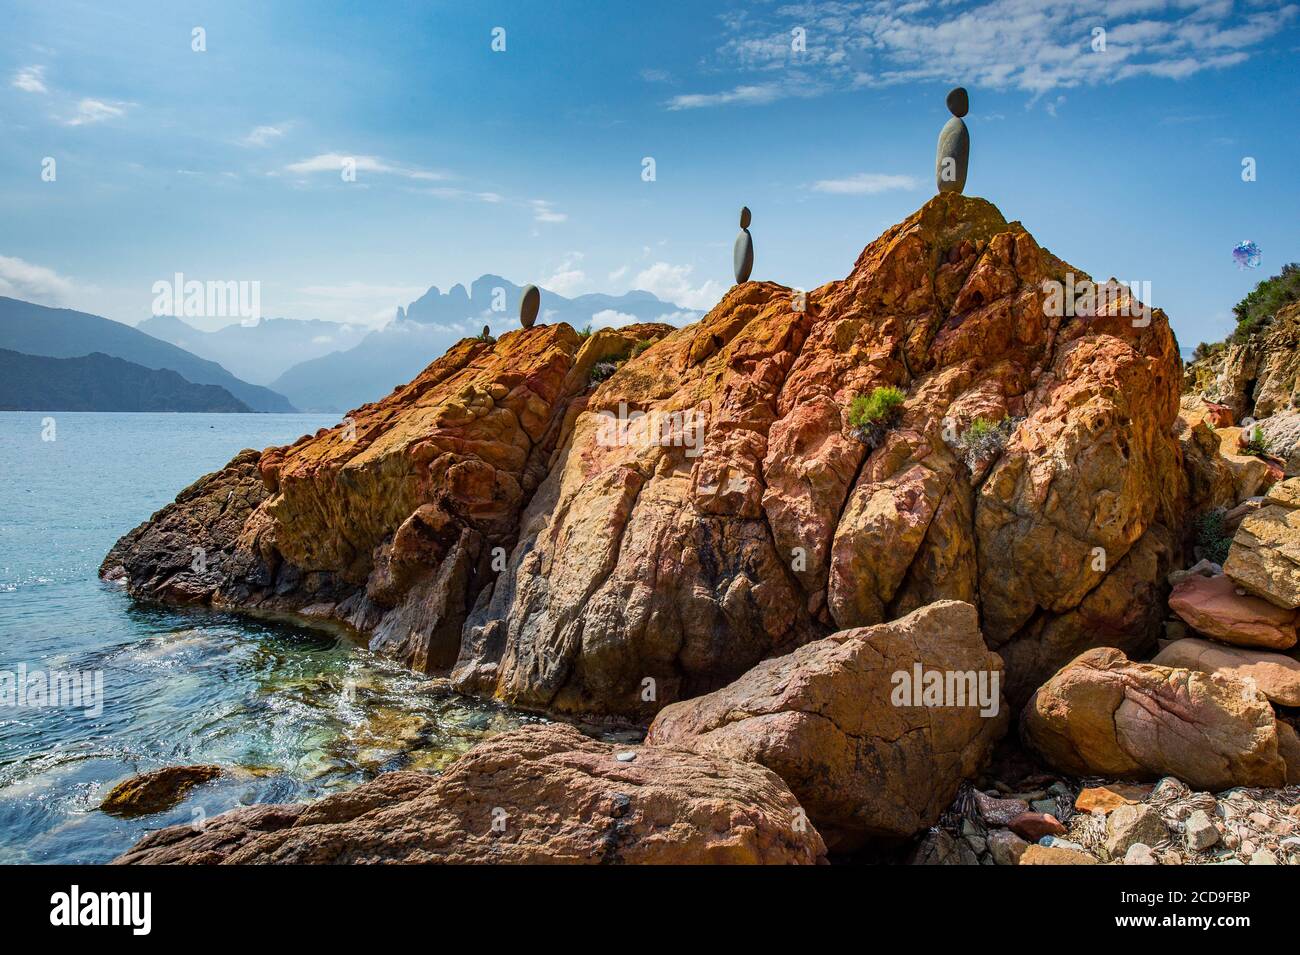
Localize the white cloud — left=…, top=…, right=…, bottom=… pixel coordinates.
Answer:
left=669, top=0, right=1297, bottom=105
left=12, top=66, right=47, bottom=94
left=0, top=255, right=78, bottom=305
left=284, top=153, right=447, bottom=180
left=290, top=281, right=428, bottom=329
left=241, top=123, right=290, bottom=147
left=544, top=253, right=587, bottom=296
left=64, top=98, right=129, bottom=126
left=425, top=187, right=505, bottom=203
left=632, top=262, right=725, bottom=311
left=811, top=173, right=920, bottom=195
left=530, top=199, right=567, bottom=223
left=667, top=83, right=788, bottom=110
left=590, top=309, right=638, bottom=328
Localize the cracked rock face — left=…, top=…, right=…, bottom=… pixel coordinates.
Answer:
left=101, top=322, right=673, bottom=673
left=103, top=193, right=1185, bottom=721
left=1021, top=647, right=1294, bottom=791
left=456, top=193, right=1184, bottom=716
left=111, top=724, right=826, bottom=865
left=1184, top=301, right=1300, bottom=421
left=645, top=600, right=1008, bottom=850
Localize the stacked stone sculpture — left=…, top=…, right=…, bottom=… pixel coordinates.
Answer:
left=520, top=284, right=540, bottom=328
left=734, top=206, right=754, bottom=284
left=936, top=87, right=970, bottom=195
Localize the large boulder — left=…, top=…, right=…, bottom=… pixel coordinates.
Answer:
left=1152, top=638, right=1300, bottom=707
left=101, top=323, right=673, bottom=673
left=645, top=601, right=1006, bottom=849
left=1225, top=479, right=1300, bottom=610
left=112, top=724, right=825, bottom=865
left=454, top=193, right=1185, bottom=716
left=1021, top=647, right=1291, bottom=791
left=1167, top=573, right=1298, bottom=649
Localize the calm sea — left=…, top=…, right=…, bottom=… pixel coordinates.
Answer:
left=0, top=412, right=529, bottom=863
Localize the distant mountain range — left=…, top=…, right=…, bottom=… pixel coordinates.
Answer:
left=0, top=277, right=698, bottom=416
left=269, top=276, right=701, bottom=412
left=0, top=297, right=294, bottom=412
left=0, top=349, right=252, bottom=412
left=138, top=314, right=369, bottom=385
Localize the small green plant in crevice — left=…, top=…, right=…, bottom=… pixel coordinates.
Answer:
left=848, top=386, right=906, bottom=447
left=1194, top=509, right=1232, bottom=566
left=588, top=359, right=622, bottom=385
left=577, top=324, right=594, bottom=339
left=957, top=415, right=1021, bottom=471
left=1239, top=424, right=1272, bottom=457
left=630, top=339, right=653, bottom=358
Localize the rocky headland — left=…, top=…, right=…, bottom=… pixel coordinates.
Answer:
left=103, top=194, right=1300, bottom=864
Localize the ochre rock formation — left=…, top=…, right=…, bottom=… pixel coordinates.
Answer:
left=102, top=323, right=672, bottom=673
left=111, top=724, right=825, bottom=865
left=455, top=193, right=1184, bottom=714
left=104, top=193, right=1185, bottom=719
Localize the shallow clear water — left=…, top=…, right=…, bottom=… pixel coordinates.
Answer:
left=0, top=412, right=533, bottom=864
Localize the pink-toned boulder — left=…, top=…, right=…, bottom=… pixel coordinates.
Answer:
left=1021, top=647, right=1291, bottom=791
left=1168, top=574, right=1297, bottom=650
left=1204, top=402, right=1234, bottom=428
left=1153, top=638, right=1300, bottom=707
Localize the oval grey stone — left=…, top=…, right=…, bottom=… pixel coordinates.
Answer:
left=935, top=116, right=969, bottom=194
left=519, top=284, right=540, bottom=328
left=734, top=229, right=754, bottom=284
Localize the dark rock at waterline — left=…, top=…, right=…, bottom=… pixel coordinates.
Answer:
left=111, top=724, right=825, bottom=864
left=519, top=284, right=540, bottom=328
left=100, top=765, right=223, bottom=817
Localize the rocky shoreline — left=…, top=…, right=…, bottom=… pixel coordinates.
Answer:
left=101, top=193, right=1300, bottom=864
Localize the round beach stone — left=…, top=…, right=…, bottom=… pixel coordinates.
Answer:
left=946, top=87, right=969, bottom=118
left=519, top=284, right=540, bottom=328
left=739, top=205, right=751, bottom=229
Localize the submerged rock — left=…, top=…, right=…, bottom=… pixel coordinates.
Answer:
left=100, top=765, right=223, bottom=817
left=112, top=724, right=826, bottom=864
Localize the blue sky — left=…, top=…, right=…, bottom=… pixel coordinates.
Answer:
left=2, top=0, right=1298, bottom=349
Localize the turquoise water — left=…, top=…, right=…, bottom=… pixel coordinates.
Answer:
left=0, top=412, right=531, bottom=864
